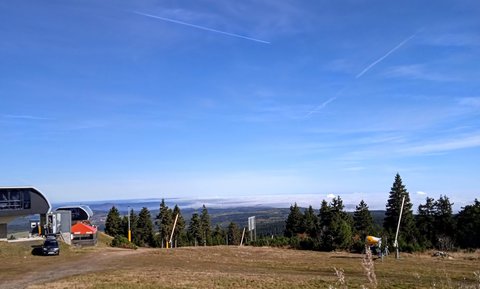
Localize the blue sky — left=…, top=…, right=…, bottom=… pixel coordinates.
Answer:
left=1, top=0, right=479, bottom=210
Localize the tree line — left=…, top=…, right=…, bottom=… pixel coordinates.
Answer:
left=104, top=173, right=480, bottom=251
left=104, top=200, right=244, bottom=248
left=282, top=173, right=480, bottom=252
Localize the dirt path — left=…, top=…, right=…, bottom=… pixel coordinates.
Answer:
left=0, top=248, right=148, bottom=289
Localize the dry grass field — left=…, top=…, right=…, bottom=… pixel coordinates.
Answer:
left=1, top=237, right=479, bottom=289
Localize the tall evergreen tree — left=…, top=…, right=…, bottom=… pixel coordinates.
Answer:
left=211, top=224, right=226, bottom=246
left=455, top=199, right=480, bottom=248
left=434, top=195, right=455, bottom=249
left=188, top=213, right=202, bottom=246
left=352, top=200, right=375, bottom=252
left=383, top=173, right=418, bottom=251
left=156, top=199, right=173, bottom=247
left=200, top=205, right=212, bottom=246
left=137, top=207, right=154, bottom=247
left=303, top=206, right=319, bottom=238
left=321, top=196, right=353, bottom=250
left=105, top=206, right=122, bottom=237
left=227, top=222, right=241, bottom=245
left=171, top=205, right=186, bottom=247
left=329, top=214, right=353, bottom=250
left=284, top=203, right=304, bottom=237
left=330, top=196, right=345, bottom=216
left=353, top=200, right=375, bottom=237
left=416, top=197, right=436, bottom=249
left=318, top=200, right=332, bottom=232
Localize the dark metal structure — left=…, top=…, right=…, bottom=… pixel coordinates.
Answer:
left=0, top=187, right=51, bottom=239
left=55, top=205, right=93, bottom=222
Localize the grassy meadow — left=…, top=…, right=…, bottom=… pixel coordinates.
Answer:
left=0, top=242, right=475, bottom=289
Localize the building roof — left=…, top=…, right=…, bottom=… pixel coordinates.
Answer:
left=71, top=222, right=97, bottom=235
left=56, top=205, right=93, bottom=221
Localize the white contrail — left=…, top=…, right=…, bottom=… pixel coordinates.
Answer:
left=304, top=96, right=337, bottom=118
left=356, top=32, right=417, bottom=78
left=134, top=11, right=270, bottom=44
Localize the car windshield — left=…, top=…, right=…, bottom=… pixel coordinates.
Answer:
left=44, top=240, right=58, bottom=247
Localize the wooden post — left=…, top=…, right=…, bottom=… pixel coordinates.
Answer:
left=240, top=227, right=246, bottom=246
left=169, top=214, right=179, bottom=248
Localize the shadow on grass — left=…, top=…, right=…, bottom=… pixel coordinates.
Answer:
left=31, top=245, right=43, bottom=256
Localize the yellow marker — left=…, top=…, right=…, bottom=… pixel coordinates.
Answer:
left=366, top=235, right=381, bottom=246
left=128, top=230, right=131, bottom=242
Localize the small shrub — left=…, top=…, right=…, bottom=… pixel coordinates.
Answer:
left=248, top=236, right=293, bottom=248
left=299, top=237, right=317, bottom=250
left=111, top=235, right=137, bottom=249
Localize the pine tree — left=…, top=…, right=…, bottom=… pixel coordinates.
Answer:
left=324, top=196, right=353, bottom=250
left=416, top=197, right=436, bottom=249
left=330, top=215, right=353, bottom=250
left=137, top=207, right=154, bottom=247
left=353, top=200, right=375, bottom=237
left=171, top=205, right=186, bottom=247
left=351, top=200, right=375, bottom=252
left=188, top=213, right=202, bottom=246
left=434, top=195, right=455, bottom=250
left=156, top=199, right=173, bottom=247
left=211, top=225, right=226, bottom=245
left=383, top=173, right=418, bottom=251
left=303, top=206, right=319, bottom=238
left=200, top=205, right=211, bottom=246
left=284, top=203, right=304, bottom=237
left=227, top=222, right=241, bottom=245
left=318, top=200, right=332, bottom=232
left=105, top=206, right=122, bottom=237
left=315, top=197, right=354, bottom=251
left=455, top=199, right=480, bottom=249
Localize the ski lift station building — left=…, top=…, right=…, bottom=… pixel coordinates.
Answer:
left=56, top=205, right=93, bottom=223
left=0, top=187, right=51, bottom=239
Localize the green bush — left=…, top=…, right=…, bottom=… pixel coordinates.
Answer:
left=248, top=236, right=292, bottom=248
left=111, top=235, right=137, bottom=249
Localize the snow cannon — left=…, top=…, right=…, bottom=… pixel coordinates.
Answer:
left=365, top=236, right=382, bottom=246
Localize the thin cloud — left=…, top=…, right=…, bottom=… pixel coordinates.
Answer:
left=2, top=114, right=51, bottom=120
left=356, top=32, right=418, bottom=78
left=403, top=133, right=480, bottom=155
left=133, top=11, right=270, bottom=44
left=385, top=64, right=460, bottom=82
left=421, top=33, right=480, bottom=47
left=327, top=193, right=336, bottom=199
left=458, top=97, right=480, bottom=108
left=417, top=191, right=427, bottom=196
